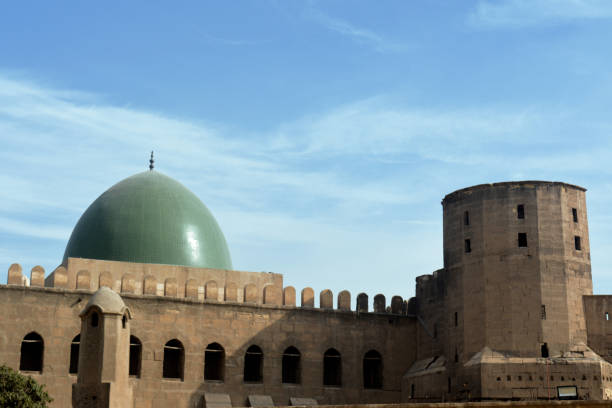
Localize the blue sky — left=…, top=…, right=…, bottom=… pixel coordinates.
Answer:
left=2, top=0, right=612, bottom=305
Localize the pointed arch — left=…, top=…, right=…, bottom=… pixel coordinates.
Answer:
left=282, top=346, right=301, bottom=384
left=20, top=332, right=44, bottom=372
left=323, top=348, right=341, bottom=387
left=129, top=335, right=142, bottom=377
left=244, top=345, right=263, bottom=382
left=204, top=342, right=225, bottom=381
left=363, top=349, right=383, bottom=389
left=163, top=339, right=184, bottom=380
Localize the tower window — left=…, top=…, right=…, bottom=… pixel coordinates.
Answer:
left=464, top=239, right=471, bottom=253
left=130, top=335, right=142, bottom=377
left=541, top=305, right=546, bottom=320
left=363, top=350, right=383, bottom=389
left=517, top=204, right=525, bottom=219
left=163, top=339, right=184, bottom=380
left=518, top=233, right=528, bottom=247
left=448, top=377, right=451, bottom=393
left=572, top=208, right=578, bottom=223
left=90, top=312, right=99, bottom=327
left=454, top=312, right=458, bottom=327
left=244, top=345, right=263, bottom=382
left=541, top=343, right=549, bottom=358
left=69, top=334, right=80, bottom=374
left=606, top=312, right=609, bottom=321
left=575, top=236, right=581, bottom=251
left=454, top=348, right=458, bottom=363
left=282, top=346, right=301, bottom=384
left=19, top=332, right=44, bottom=372
left=323, top=348, right=342, bottom=387
left=464, top=211, right=470, bottom=226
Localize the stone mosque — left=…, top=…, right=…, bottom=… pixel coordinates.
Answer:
left=2, top=161, right=612, bottom=407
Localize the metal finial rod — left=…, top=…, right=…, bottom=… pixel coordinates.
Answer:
left=149, top=151, right=154, bottom=171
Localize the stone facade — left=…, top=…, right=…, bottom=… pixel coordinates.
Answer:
left=405, top=182, right=611, bottom=402
left=2, top=180, right=612, bottom=407
left=0, top=272, right=413, bottom=407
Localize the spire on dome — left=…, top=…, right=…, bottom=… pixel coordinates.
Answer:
left=149, top=151, right=154, bottom=171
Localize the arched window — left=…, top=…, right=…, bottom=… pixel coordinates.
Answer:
left=69, top=334, right=80, bottom=374
left=243, top=345, right=263, bottom=382
left=282, top=346, right=301, bottom=384
left=129, top=335, right=142, bottom=377
left=163, top=339, right=184, bottom=380
left=20, top=332, right=44, bottom=372
left=323, top=348, right=341, bottom=387
left=90, top=312, right=99, bottom=327
left=204, top=342, right=225, bottom=381
left=363, top=350, right=382, bottom=389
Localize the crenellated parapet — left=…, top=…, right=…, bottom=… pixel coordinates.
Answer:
left=414, top=268, right=447, bottom=310
left=5, top=261, right=411, bottom=315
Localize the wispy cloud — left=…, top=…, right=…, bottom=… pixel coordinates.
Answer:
left=271, top=97, right=612, bottom=174
left=306, top=9, right=407, bottom=53
left=2, top=73, right=612, bottom=297
left=0, top=216, right=71, bottom=241
left=469, top=0, right=612, bottom=28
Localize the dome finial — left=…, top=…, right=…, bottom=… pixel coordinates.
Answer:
left=149, top=151, right=154, bottom=171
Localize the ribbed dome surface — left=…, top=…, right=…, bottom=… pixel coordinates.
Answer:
left=63, top=171, right=232, bottom=270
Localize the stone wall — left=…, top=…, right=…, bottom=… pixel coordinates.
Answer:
left=0, top=284, right=416, bottom=408
left=45, top=258, right=283, bottom=304
left=407, top=182, right=598, bottom=402
left=583, top=295, right=612, bottom=362
left=439, top=182, right=592, bottom=359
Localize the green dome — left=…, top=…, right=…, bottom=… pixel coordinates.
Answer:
left=63, top=171, right=232, bottom=269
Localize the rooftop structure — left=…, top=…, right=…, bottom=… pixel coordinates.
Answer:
left=63, top=170, right=232, bottom=270
left=2, top=174, right=612, bottom=407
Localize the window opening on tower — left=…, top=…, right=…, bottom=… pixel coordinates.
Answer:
left=517, top=204, right=525, bottom=219
left=572, top=208, right=578, bottom=223
left=518, top=233, right=528, bottom=247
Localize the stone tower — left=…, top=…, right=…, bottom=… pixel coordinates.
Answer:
left=72, top=287, right=133, bottom=408
left=406, top=181, right=605, bottom=401
left=441, top=181, right=592, bottom=358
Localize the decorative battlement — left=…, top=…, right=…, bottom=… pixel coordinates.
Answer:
left=5, top=262, right=410, bottom=315
left=415, top=269, right=446, bottom=299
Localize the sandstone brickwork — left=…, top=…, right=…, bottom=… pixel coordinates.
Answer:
left=406, top=182, right=610, bottom=402
left=3, top=180, right=612, bottom=407
left=0, top=274, right=412, bottom=407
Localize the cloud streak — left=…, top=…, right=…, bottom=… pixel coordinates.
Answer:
left=0, top=216, right=71, bottom=241
left=469, top=0, right=612, bottom=28
left=2, top=73, right=612, bottom=298
left=306, top=10, right=407, bottom=53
